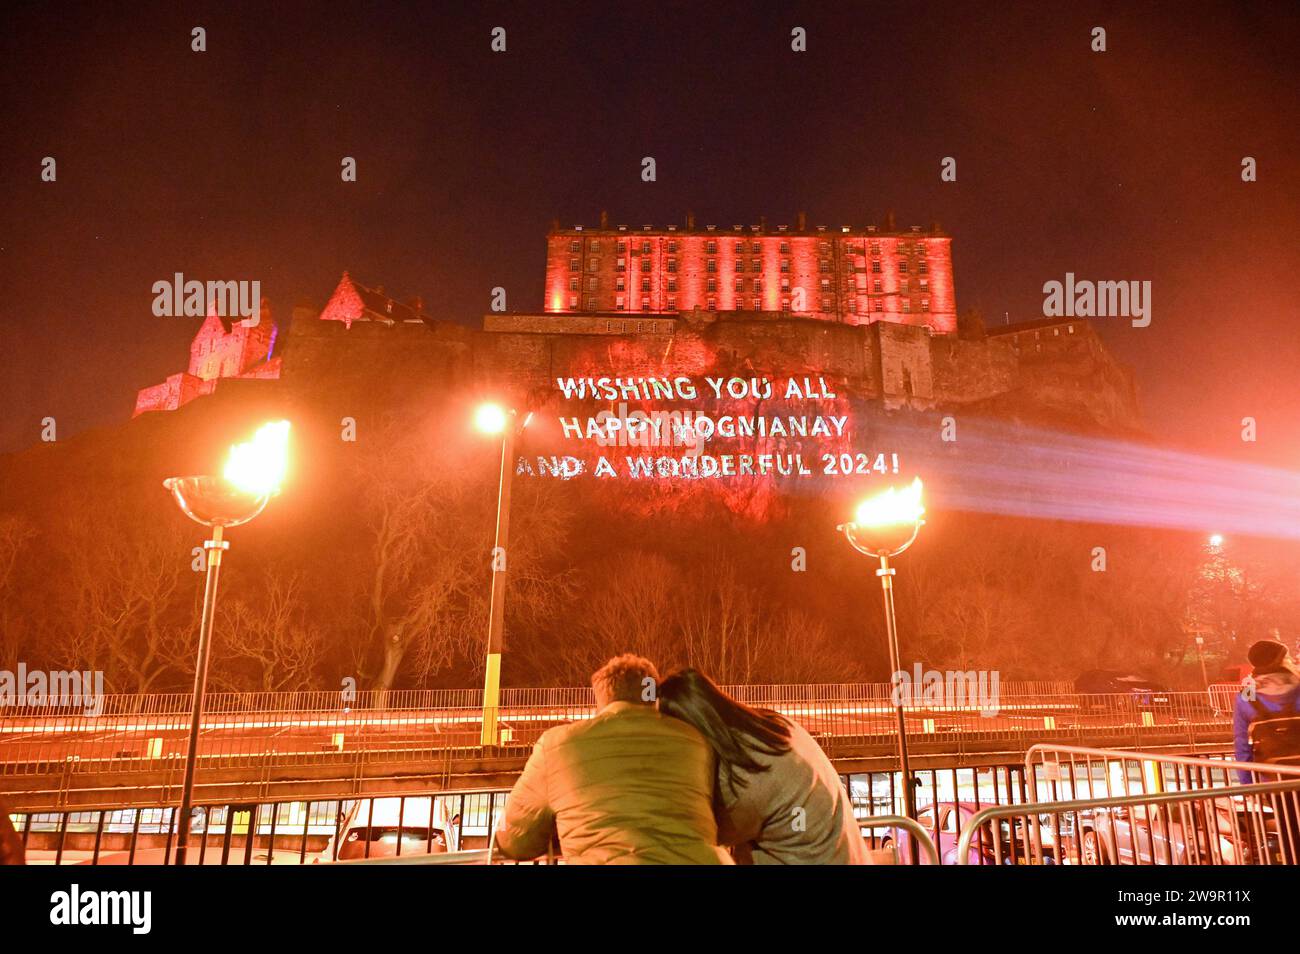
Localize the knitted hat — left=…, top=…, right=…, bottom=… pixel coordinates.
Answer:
left=1248, top=639, right=1288, bottom=670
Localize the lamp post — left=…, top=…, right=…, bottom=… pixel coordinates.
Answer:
left=838, top=477, right=925, bottom=823
left=163, top=421, right=289, bottom=865
left=474, top=404, right=530, bottom=747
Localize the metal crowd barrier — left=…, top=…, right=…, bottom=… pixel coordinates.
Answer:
left=950, top=745, right=1300, bottom=865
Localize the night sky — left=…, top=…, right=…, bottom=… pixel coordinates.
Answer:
left=2, top=1, right=1297, bottom=465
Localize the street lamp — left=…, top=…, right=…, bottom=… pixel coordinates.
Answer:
left=838, top=477, right=925, bottom=823
left=474, top=403, right=530, bottom=747
left=163, top=420, right=290, bottom=865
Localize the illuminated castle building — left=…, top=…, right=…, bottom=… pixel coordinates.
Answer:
left=130, top=220, right=1141, bottom=433
left=132, top=304, right=283, bottom=416
left=542, top=213, right=956, bottom=333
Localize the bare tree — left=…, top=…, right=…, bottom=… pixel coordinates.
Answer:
left=52, top=491, right=193, bottom=692
left=209, top=572, right=319, bottom=691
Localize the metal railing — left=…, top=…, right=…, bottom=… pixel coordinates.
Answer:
left=859, top=814, right=940, bottom=865
left=950, top=745, right=1300, bottom=865
left=12, top=789, right=513, bottom=866
left=956, top=779, right=1300, bottom=865
left=0, top=683, right=1227, bottom=777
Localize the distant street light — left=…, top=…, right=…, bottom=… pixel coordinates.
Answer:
left=164, top=420, right=290, bottom=865
left=474, top=403, right=530, bottom=746
left=838, top=477, right=925, bottom=823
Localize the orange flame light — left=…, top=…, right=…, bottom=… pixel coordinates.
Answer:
left=853, top=477, right=925, bottom=529
left=223, top=420, right=291, bottom=496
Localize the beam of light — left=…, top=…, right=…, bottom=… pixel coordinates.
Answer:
left=223, top=420, right=290, bottom=496
left=862, top=416, right=1300, bottom=540
left=853, top=477, right=924, bottom=528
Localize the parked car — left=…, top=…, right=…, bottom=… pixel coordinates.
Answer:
left=877, top=802, right=1058, bottom=865
left=1077, top=798, right=1279, bottom=865
left=315, top=797, right=457, bottom=863
left=1075, top=671, right=1171, bottom=707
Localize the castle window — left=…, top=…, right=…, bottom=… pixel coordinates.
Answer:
left=667, top=278, right=677, bottom=292
left=668, top=241, right=677, bottom=253
left=667, top=259, right=677, bottom=273
left=872, top=260, right=881, bottom=273
left=707, top=297, right=716, bottom=309
left=637, top=321, right=644, bottom=331
left=586, top=297, right=597, bottom=309
left=570, top=258, right=580, bottom=270
left=921, top=298, right=930, bottom=312
left=870, top=243, right=881, bottom=255
left=640, top=258, right=650, bottom=272
left=780, top=259, right=790, bottom=273
left=590, top=240, right=600, bottom=252
left=589, top=257, right=600, bottom=272
left=734, top=242, right=744, bottom=253
left=569, top=296, right=578, bottom=308
left=901, top=279, right=909, bottom=293
left=781, top=277, right=790, bottom=290
left=641, top=278, right=650, bottom=292
left=706, top=241, right=717, bottom=254
left=874, top=300, right=883, bottom=312
left=903, top=300, right=911, bottom=313
left=616, top=257, right=626, bottom=270
left=898, top=260, right=909, bottom=273
left=642, top=241, right=651, bottom=254
left=752, top=298, right=761, bottom=309
left=819, top=260, right=831, bottom=273
left=616, top=296, right=625, bottom=310
left=873, top=279, right=882, bottom=293
left=735, top=259, right=744, bottom=272
left=616, top=277, right=625, bottom=291
left=617, top=241, right=627, bottom=251
left=919, top=278, right=929, bottom=291
left=781, top=297, right=790, bottom=310
left=667, top=297, right=677, bottom=310
left=735, top=278, right=744, bottom=292
left=707, top=278, right=717, bottom=292
left=569, top=241, right=580, bottom=253
left=919, top=261, right=929, bottom=274
left=820, top=278, right=831, bottom=290
left=707, top=259, right=716, bottom=273
left=751, top=258, right=761, bottom=271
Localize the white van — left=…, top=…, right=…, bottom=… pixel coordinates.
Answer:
left=316, top=797, right=459, bottom=863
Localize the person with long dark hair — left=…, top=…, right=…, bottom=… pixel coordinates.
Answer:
left=658, top=668, right=868, bottom=864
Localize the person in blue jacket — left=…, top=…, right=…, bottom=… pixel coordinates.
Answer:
left=1233, top=639, right=1300, bottom=783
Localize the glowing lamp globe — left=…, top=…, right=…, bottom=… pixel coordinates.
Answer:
left=474, top=403, right=509, bottom=435
left=841, top=478, right=926, bottom=557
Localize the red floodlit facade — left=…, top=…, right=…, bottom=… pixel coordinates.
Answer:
left=544, top=217, right=956, bottom=333
left=133, top=304, right=282, bottom=416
